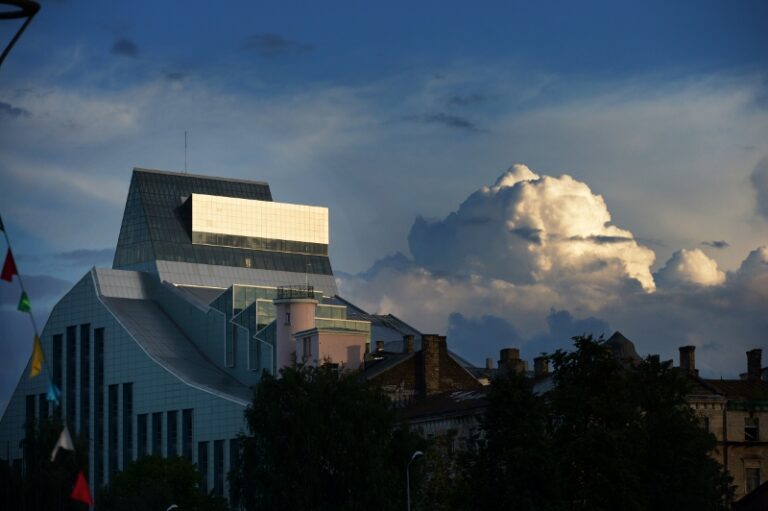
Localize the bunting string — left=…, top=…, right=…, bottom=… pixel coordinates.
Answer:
left=0, top=213, right=56, bottom=389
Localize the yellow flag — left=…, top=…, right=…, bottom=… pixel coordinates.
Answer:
left=30, top=335, right=44, bottom=378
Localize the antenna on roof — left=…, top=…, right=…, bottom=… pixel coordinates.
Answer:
left=184, top=131, right=188, bottom=173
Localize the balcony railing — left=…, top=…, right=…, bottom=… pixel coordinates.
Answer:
left=276, top=284, right=315, bottom=300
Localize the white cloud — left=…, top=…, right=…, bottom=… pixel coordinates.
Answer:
left=409, top=164, right=656, bottom=295
left=656, top=248, right=726, bottom=288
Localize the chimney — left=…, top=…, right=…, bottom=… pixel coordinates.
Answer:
left=421, top=335, right=445, bottom=395
left=679, top=346, right=697, bottom=376
left=498, top=348, right=524, bottom=374
left=403, top=335, right=415, bottom=354
left=534, top=356, right=548, bottom=377
left=747, top=349, right=762, bottom=381
left=375, top=340, right=385, bottom=353
left=485, top=358, right=494, bottom=370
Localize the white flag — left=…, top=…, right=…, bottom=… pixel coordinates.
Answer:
left=50, top=425, right=74, bottom=461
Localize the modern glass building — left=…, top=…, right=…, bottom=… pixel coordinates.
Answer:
left=0, top=168, right=423, bottom=505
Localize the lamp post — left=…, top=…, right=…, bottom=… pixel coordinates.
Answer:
left=406, top=450, right=423, bottom=511
left=0, top=1, right=40, bottom=70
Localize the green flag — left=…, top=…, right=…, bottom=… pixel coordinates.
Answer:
left=18, top=291, right=30, bottom=312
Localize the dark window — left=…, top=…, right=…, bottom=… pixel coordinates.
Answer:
left=700, top=415, right=710, bottom=433
left=167, top=411, right=178, bottom=457
left=52, top=334, right=63, bottom=418
left=94, top=328, right=105, bottom=489
left=80, top=324, right=90, bottom=438
left=284, top=305, right=291, bottom=325
left=66, top=326, right=77, bottom=431
left=152, top=412, right=163, bottom=456
left=746, top=467, right=761, bottom=494
left=38, top=394, right=48, bottom=421
left=303, top=336, right=311, bottom=360
left=198, top=442, right=209, bottom=493
left=229, top=438, right=240, bottom=502
left=746, top=417, right=760, bottom=441
left=213, top=440, right=224, bottom=497
left=226, top=325, right=236, bottom=367
left=137, top=414, right=148, bottom=458
left=25, top=394, right=35, bottom=427
left=123, top=383, right=133, bottom=465
left=108, top=384, right=119, bottom=478
left=182, top=409, right=194, bottom=461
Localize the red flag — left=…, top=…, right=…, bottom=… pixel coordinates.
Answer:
left=1, top=249, right=18, bottom=282
left=70, top=470, right=94, bottom=506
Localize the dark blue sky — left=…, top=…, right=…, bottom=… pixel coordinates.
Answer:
left=0, top=1, right=767, bottom=408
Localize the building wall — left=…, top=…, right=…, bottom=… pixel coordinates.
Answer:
left=312, top=331, right=366, bottom=370
left=0, top=271, right=248, bottom=500
left=693, top=399, right=768, bottom=499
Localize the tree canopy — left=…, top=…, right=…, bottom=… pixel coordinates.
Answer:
left=230, top=364, right=423, bottom=511
left=0, top=417, right=89, bottom=511
left=98, top=455, right=227, bottom=511
left=452, top=335, right=733, bottom=511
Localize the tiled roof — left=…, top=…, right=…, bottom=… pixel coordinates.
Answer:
left=397, top=390, right=488, bottom=421
left=698, top=378, right=768, bottom=401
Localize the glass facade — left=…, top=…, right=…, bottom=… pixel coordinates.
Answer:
left=123, top=383, right=133, bottom=465
left=66, top=326, right=76, bottom=430
left=192, top=231, right=328, bottom=256
left=80, top=324, right=90, bottom=438
left=190, top=193, right=328, bottom=245
left=112, top=169, right=334, bottom=276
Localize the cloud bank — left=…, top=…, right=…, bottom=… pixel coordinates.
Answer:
left=338, top=165, right=768, bottom=376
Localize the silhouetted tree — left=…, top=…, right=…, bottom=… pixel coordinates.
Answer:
left=98, top=455, right=227, bottom=511
left=461, top=335, right=732, bottom=511
left=230, top=364, right=423, bottom=511
left=0, top=417, right=88, bottom=511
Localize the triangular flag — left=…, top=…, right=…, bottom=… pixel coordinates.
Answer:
left=70, top=471, right=94, bottom=506
left=18, top=291, right=31, bottom=312
left=1, top=248, right=18, bottom=282
left=46, top=381, right=61, bottom=404
left=51, top=425, right=75, bottom=461
left=30, top=335, right=44, bottom=378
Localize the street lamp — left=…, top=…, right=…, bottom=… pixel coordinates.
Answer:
left=406, top=450, right=423, bottom=511
left=0, top=1, right=40, bottom=70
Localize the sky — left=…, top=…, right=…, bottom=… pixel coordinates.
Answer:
left=1, top=0, right=767, bottom=409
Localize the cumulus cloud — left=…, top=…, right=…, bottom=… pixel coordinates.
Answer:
left=338, top=165, right=768, bottom=377
left=751, top=157, right=768, bottom=219
left=409, top=164, right=656, bottom=294
left=656, top=248, right=726, bottom=288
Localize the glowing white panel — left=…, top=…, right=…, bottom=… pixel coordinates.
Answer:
left=191, top=193, right=329, bottom=244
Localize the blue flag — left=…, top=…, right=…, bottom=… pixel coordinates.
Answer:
left=46, top=381, right=61, bottom=404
